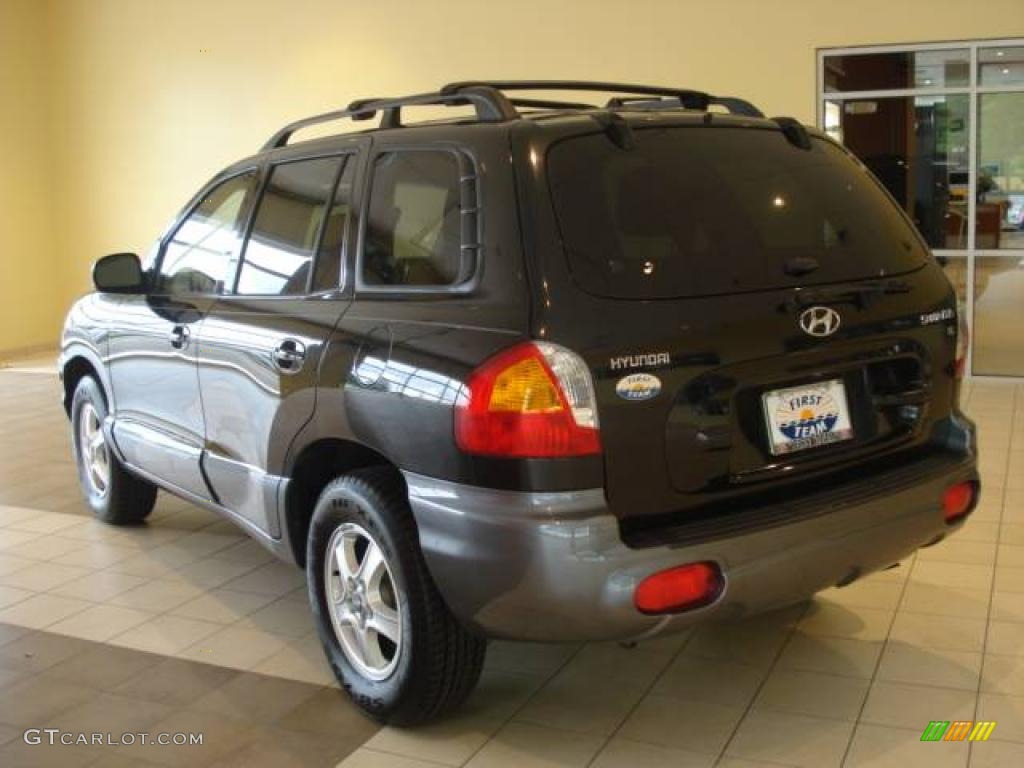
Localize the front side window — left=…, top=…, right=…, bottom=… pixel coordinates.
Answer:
left=362, top=151, right=465, bottom=287
left=157, top=171, right=256, bottom=295
left=236, top=156, right=345, bottom=296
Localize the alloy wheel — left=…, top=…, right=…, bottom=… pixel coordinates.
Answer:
left=324, top=522, right=402, bottom=680
left=78, top=402, right=110, bottom=495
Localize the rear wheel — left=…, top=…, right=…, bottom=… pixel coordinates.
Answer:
left=71, top=376, right=156, bottom=525
left=307, top=467, right=486, bottom=724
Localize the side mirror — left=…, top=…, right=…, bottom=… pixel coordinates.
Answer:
left=93, top=252, right=145, bottom=293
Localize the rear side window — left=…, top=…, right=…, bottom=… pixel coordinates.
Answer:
left=236, top=156, right=344, bottom=295
left=157, top=171, right=257, bottom=295
left=547, top=127, right=929, bottom=299
left=362, top=151, right=466, bottom=287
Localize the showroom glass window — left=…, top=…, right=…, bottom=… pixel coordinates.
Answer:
left=156, top=171, right=257, bottom=295
left=235, top=156, right=346, bottom=296
left=819, top=41, right=1024, bottom=377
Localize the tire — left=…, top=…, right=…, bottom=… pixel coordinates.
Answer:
left=71, top=376, right=157, bottom=525
left=307, top=466, right=486, bottom=725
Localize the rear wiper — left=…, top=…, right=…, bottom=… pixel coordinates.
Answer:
left=788, top=279, right=911, bottom=310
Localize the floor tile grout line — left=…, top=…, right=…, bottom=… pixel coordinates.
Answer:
left=967, top=380, right=1016, bottom=766
left=455, top=641, right=590, bottom=767
left=710, top=601, right=817, bottom=767
left=345, top=744, right=456, bottom=767
left=835, top=551, right=919, bottom=766
left=0, top=619, right=332, bottom=693
left=579, top=627, right=702, bottom=767
left=0, top=623, right=344, bottom=765
left=1, top=572, right=316, bottom=643
left=833, top=382, right=999, bottom=765
left=0, top=530, right=277, bottom=638
left=0, top=523, right=323, bottom=678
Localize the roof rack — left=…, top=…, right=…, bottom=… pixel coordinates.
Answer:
left=262, top=80, right=766, bottom=150
left=442, top=80, right=712, bottom=110
left=442, top=80, right=764, bottom=118
left=261, top=85, right=517, bottom=150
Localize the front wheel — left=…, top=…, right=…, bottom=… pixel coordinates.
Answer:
left=71, top=376, right=157, bottom=525
left=307, top=467, right=486, bottom=725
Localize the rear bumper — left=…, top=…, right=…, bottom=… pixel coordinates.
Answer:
left=404, top=431, right=977, bottom=643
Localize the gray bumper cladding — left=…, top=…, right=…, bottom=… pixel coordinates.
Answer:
left=402, top=460, right=976, bottom=643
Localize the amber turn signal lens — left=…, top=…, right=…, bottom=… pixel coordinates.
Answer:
left=455, top=342, right=601, bottom=458
left=633, top=562, right=724, bottom=615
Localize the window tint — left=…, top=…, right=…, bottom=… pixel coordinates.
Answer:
left=547, top=127, right=929, bottom=300
left=363, top=151, right=465, bottom=287
left=237, top=157, right=344, bottom=295
left=158, top=171, right=256, bottom=295
left=312, top=158, right=355, bottom=292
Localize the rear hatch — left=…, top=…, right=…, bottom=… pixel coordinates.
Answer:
left=537, top=119, right=961, bottom=522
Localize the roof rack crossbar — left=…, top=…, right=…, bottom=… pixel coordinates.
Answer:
left=509, top=97, right=599, bottom=111
left=443, top=80, right=712, bottom=110
left=444, top=80, right=765, bottom=118
left=606, top=96, right=673, bottom=108
left=262, top=86, right=517, bottom=150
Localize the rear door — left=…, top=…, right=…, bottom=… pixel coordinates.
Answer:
left=196, top=145, right=364, bottom=535
left=108, top=170, right=258, bottom=497
left=538, top=123, right=959, bottom=520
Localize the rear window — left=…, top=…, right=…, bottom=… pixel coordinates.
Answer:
left=547, top=126, right=928, bottom=299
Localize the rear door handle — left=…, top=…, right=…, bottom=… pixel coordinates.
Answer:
left=169, top=325, right=190, bottom=350
left=272, top=339, right=306, bottom=373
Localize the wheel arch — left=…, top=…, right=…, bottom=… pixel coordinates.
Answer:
left=61, top=346, right=110, bottom=416
left=284, top=437, right=401, bottom=567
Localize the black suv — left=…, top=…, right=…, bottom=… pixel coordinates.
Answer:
left=60, top=81, right=979, bottom=724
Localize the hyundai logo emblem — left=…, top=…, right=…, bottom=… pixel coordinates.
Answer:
left=799, top=306, right=841, bottom=337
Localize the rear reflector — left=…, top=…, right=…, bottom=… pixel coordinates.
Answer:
left=943, top=481, right=976, bottom=523
left=634, top=562, right=724, bottom=615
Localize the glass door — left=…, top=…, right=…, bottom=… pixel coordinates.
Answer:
left=819, top=40, right=1024, bottom=377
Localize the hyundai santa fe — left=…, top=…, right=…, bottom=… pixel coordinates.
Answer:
left=59, top=80, right=979, bottom=724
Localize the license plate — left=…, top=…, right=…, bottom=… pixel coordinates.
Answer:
left=762, top=379, right=854, bottom=456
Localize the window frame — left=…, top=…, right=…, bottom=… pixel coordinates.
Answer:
left=229, top=152, right=354, bottom=299
left=151, top=167, right=260, bottom=298
left=354, top=144, right=483, bottom=297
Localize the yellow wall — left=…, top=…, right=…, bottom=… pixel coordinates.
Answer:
left=0, top=0, right=60, bottom=355
left=3, top=0, right=1023, bottom=354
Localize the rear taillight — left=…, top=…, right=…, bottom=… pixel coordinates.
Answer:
left=954, top=304, right=969, bottom=379
left=943, top=481, right=976, bottom=524
left=634, top=562, right=724, bottom=615
left=455, top=342, right=601, bottom=458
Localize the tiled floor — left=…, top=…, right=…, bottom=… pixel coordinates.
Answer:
left=0, top=353, right=1022, bottom=767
